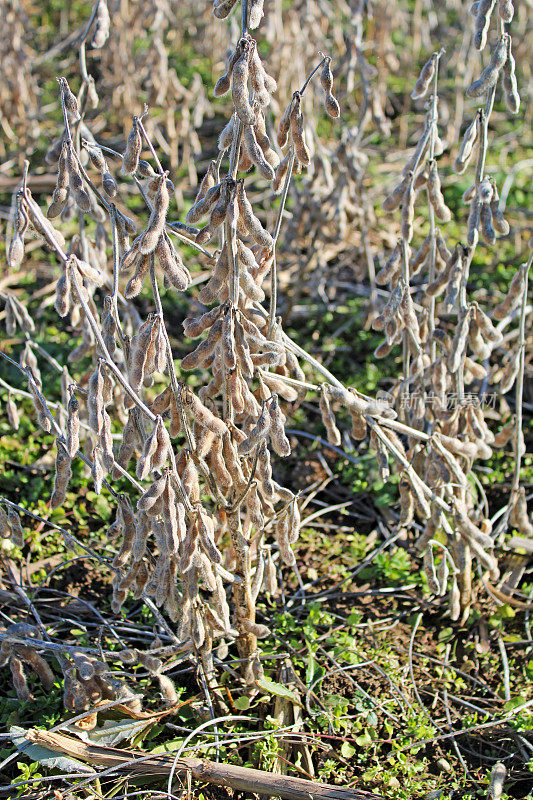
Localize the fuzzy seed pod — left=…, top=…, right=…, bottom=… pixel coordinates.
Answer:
left=493, top=263, right=526, bottom=319
left=289, top=95, right=310, bottom=166
left=47, top=142, right=70, bottom=219
left=454, top=116, right=479, bottom=174
left=502, top=36, right=520, bottom=114
left=183, top=388, right=228, bottom=436
left=250, top=47, right=277, bottom=106
left=244, top=125, right=275, bottom=181
left=189, top=164, right=217, bottom=220
left=231, top=47, right=255, bottom=125
left=277, top=101, right=292, bottom=149
left=54, top=269, right=71, bottom=317
left=320, top=60, right=340, bottom=119
left=479, top=203, right=496, bottom=245
left=125, top=252, right=150, bottom=299
left=474, top=0, right=496, bottom=50
left=467, top=35, right=508, bottom=97
left=377, top=243, right=402, bottom=284
left=8, top=507, right=24, bottom=547
left=510, top=487, right=533, bottom=538
left=248, top=0, right=264, bottom=28
left=10, top=656, right=31, bottom=701
left=383, top=175, right=408, bottom=213
left=238, top=404, right=271, bottom=455
left=58, top=77, right=80, bottom=119
left=28, top=376, right=51, bottom=432
left=51, top=438, right=72, bottom=509
left=488, top=762, right=506, bottom=800
left=0, top=505, right=10, bottom=537
left=237, top=182, right=274, bottom=247
left=6, top=393, right=20, bottom=430
left=427, top=161, right=451, bottom=222
left=140, top=176, right=170, bottom=254
left=122, top=117, right=142, bottom=174
left=91, top=0, right=110, bottom=48
left=423, top=547, right=440, bottom=594
left=320, top=388, right=341, bottom=446
left=401, top=173, right=415, bottom=242
left=411, top=53, right=437, bottom=100
left=214, top=48, right=240, bottom=97
left=269, top=394, right=291, bottom=456
left=213, top=0, right=239, bottom=18
left=467, top=197, right=481, bottom=249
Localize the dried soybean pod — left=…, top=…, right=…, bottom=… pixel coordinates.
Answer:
left=125, top=252, right=150, bottom=299
left=488, top=762, right=506, bottom=800
left=214, top=47, right=240, bottom=97
left=237, top=182, right=274, bottom=247
left=122, top=116, right=142, bottom=174
left=277, top=100, right=293, bottom=148
left=510, top=487, right=533, bottom=537
left=222, top=310, right=236, bottom=370
left=47, top=142, right=70, bottom=218
left=383, top=175, right=408, bottom=212
left=8, top=232, right=24, bottom=269
left=244, top=125, right=275, bottom=181
left=502, top=36, right=520, bottom=114
left=54, top=268, right=71, bottom=317
left=449, top=307, right=472, bottom=373
left=320, top=57, right=334, bottom=93
left=218, top=116, right=235, bottom=150
left=231, top=46, right=255, bottom=125
left=238, top=404, right=271, bottom=455
left=248, top=0, right=264, bottom=28
left=273, top=150, right=292, bottom=193
left=320, top=57, right=340, bottom=118
left=498, top=0, right=513, bottom=21
left=320, top=388, right=341, bottom=446
left=474, top=0, right=496, bottom=50
left=186, top=183, right=221, bottom=225
left=401, top=172, right=415, bottom=242
left=58, top=77, right=80, bottom=119
left=409, top=236, right=431, bottom=275
left=213, top=0, right=239, bottom=18
left=6, top=393, right=20, bottom=430
left=51, top=438, right=72, bottom=509
left=480, top=203, right=496, bottom=245
left=10, top=656, right=31, bottom=701
left=467, top=197, right=481, bottom=248
left=427, top=160, right=451, bottom=222
left=113, top=494, right=137, bottom=568
left=91, top=0, right=110, bottom=48
left=454, top=116, right=479, bottom=174
left=411, top=53, right=437, bottom=100
left=102, top=172, right=117, bottom=197
left=184, top=389, right=228, bottom=436
left=28, top=376, right=52, bottom=432
left=269, top=394, right=291, bottom=457
left=140, top=174, right=170, bottom=254
left=493, top=263, right=526, bottom=319
left=190, top=162, right=217, bottom=214
left=289, top=94, right=310, bottom=166
left=467, top=34, right=508, bottom=98
left=6, top=507, right=24, bottom=547
left=423, top=546, right=440, bottom=594
left=450, top=575, right=461, bottom=621
left=489, top=183, right=510, bottom=236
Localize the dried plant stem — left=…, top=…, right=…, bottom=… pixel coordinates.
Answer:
left=426, top=50, right=444, bottom=360
left=503, top=251, right=532, bottom=530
